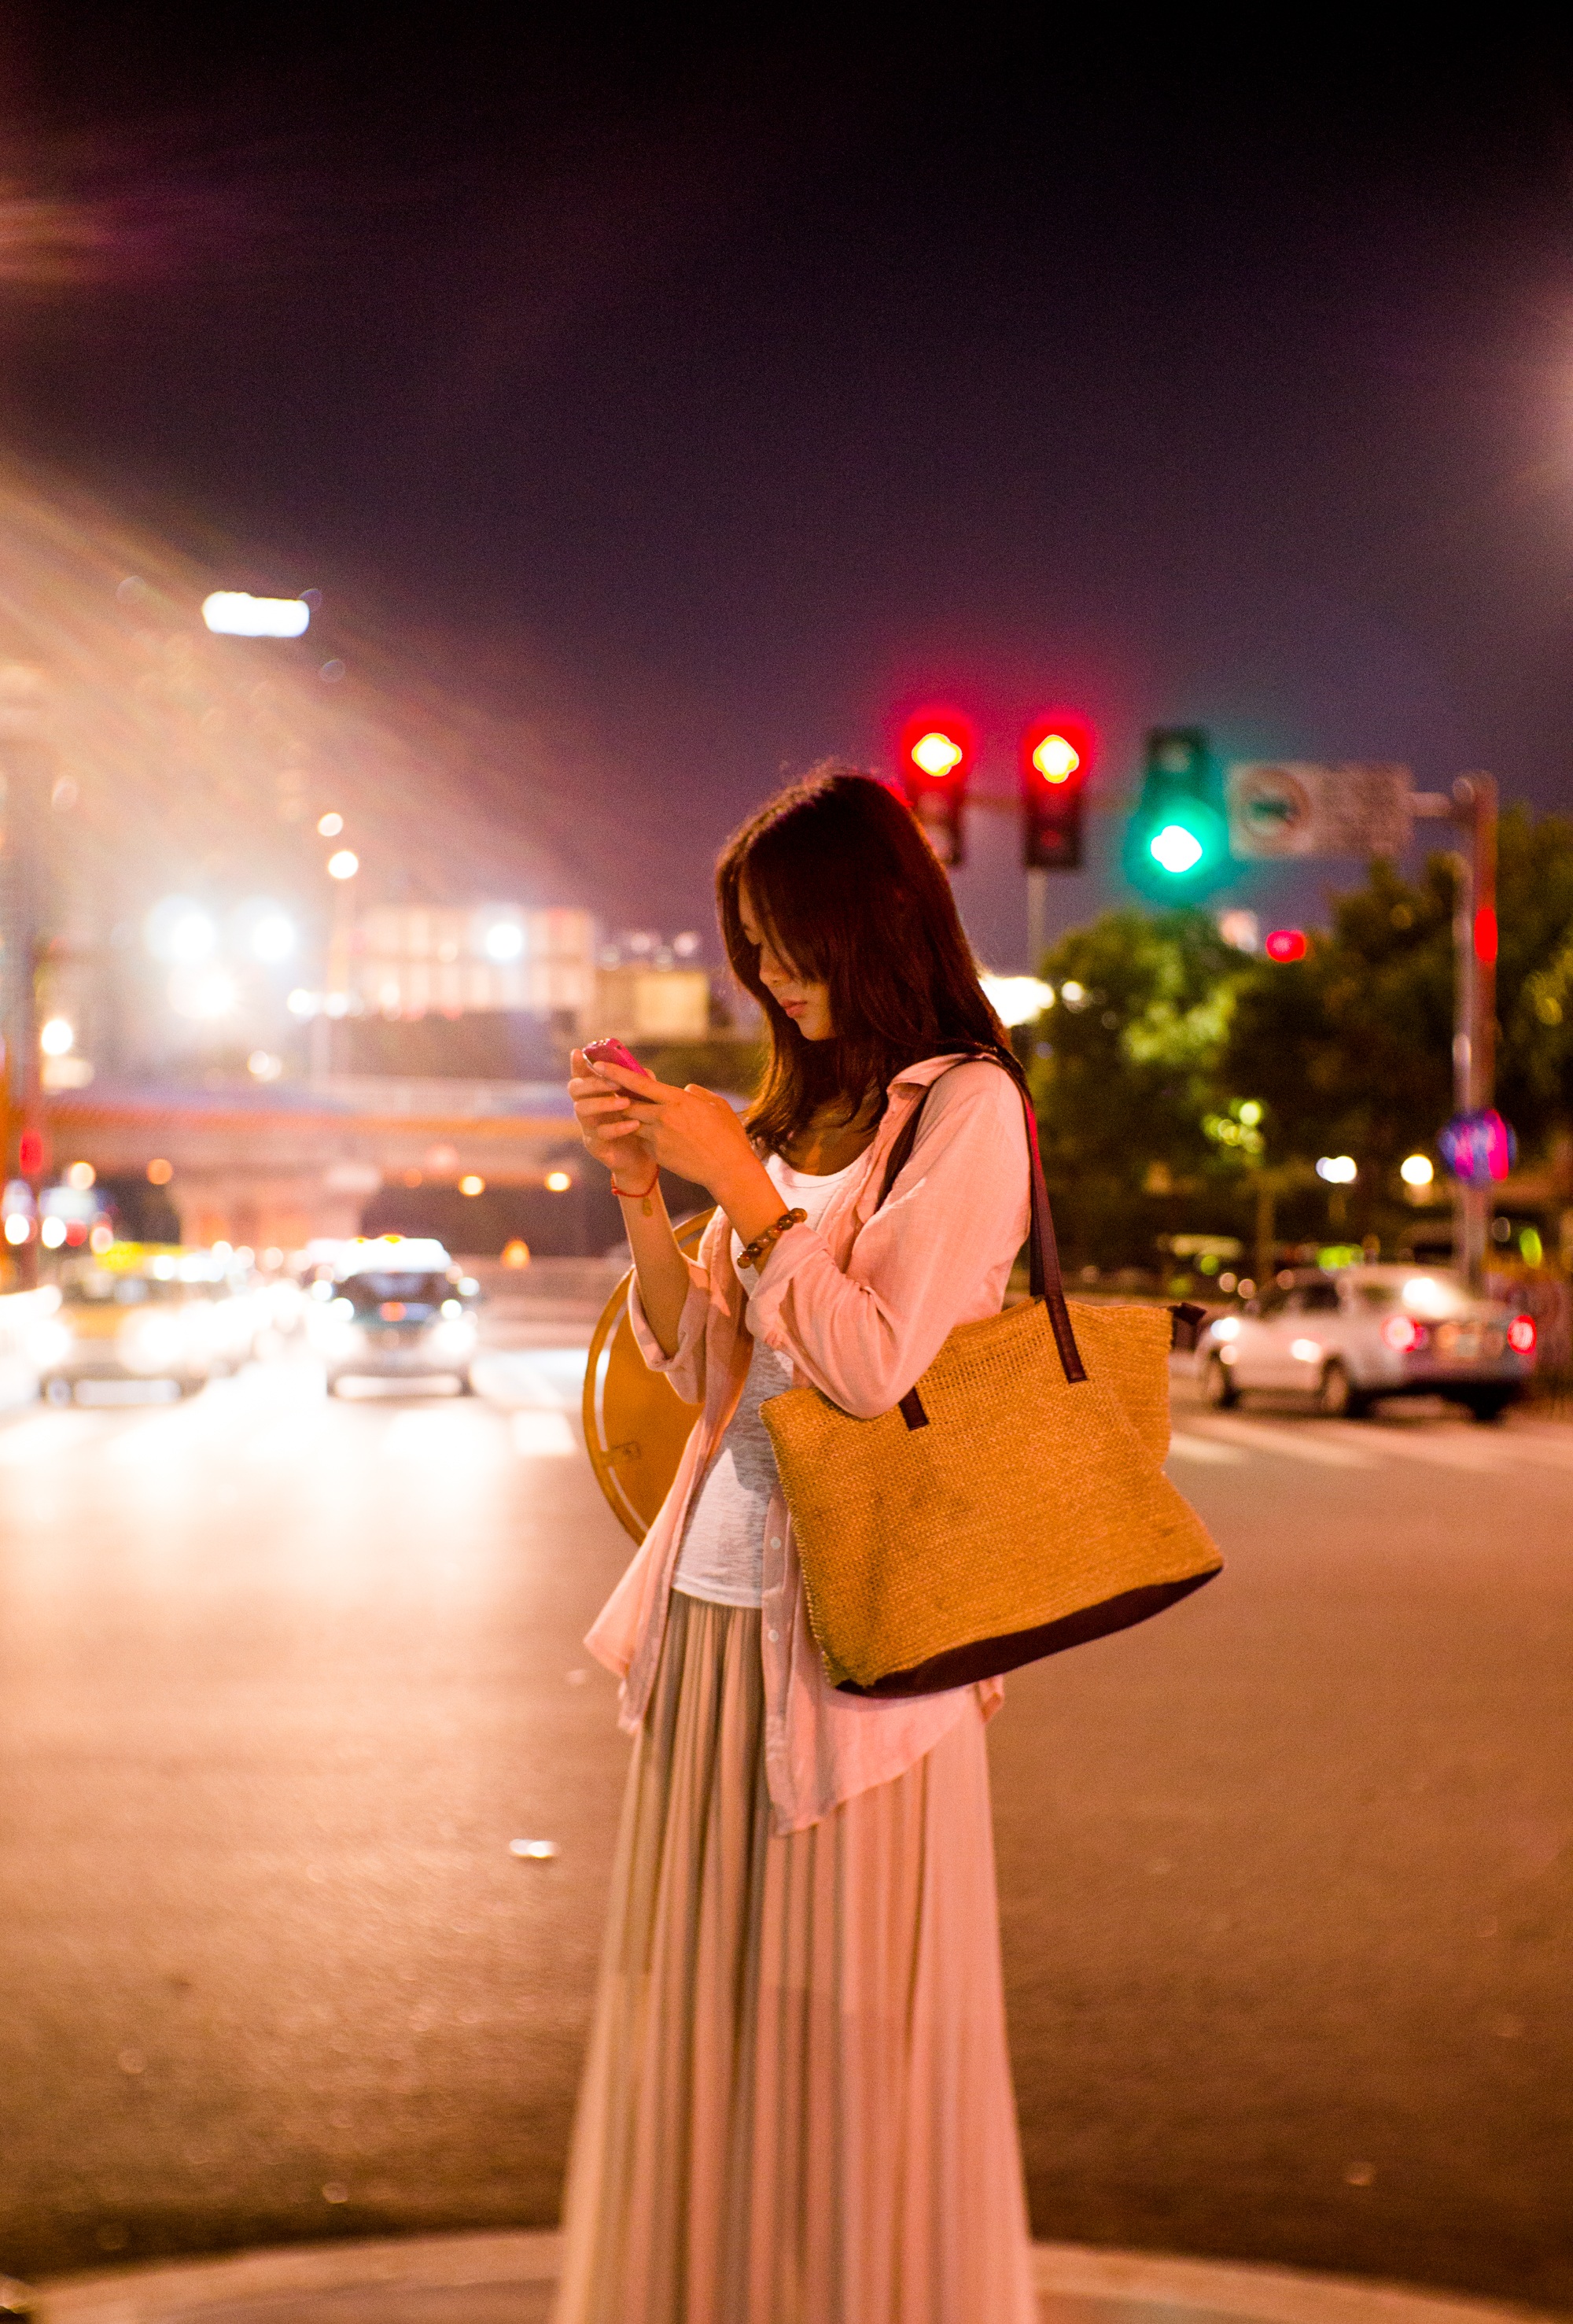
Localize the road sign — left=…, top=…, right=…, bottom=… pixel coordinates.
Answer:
left=1438, top=1108, right=1516, bottom=1189
left=1225, top=762, right=1412, bottom=860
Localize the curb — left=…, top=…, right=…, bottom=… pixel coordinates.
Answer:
left=13, top=2230, right=1566, bottom=2324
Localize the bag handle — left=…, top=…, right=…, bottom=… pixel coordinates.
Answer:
left=875, top=1049, right=1088, bottom=1385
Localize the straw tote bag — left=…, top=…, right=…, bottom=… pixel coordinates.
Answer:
left=759, top=1053, right=1222, bottom=1696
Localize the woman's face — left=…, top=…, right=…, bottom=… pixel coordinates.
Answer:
left=739, top=880, right=833, bottom=1041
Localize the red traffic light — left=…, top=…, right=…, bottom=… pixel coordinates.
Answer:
left=899, top=708, right=976, bottom=787
left=1265, top=928, right=1308, bottom=963
left=1020, top=711, right=1094, bottom=791
left=897, top=706, right=976, bottom=868
left=1019, top=711, right=1094, bottom=872
left=17, top=1128, right=44, bottom=1174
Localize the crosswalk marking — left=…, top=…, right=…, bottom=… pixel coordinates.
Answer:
left=1167, top=1430, right=1248, bottom=1466
left=1181, top=1411, right=1573, bottom=1480
left=1317, top=1422, right=1512, bottom=1472
left=1192, top=1415, right=1380, bottom=1468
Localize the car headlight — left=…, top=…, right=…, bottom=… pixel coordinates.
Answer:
left=31, top=1321, right=72, bottom=1368
left=429, top=1318, right=477, bottom=1355
left=125, top=1316, right=186, bottom=1370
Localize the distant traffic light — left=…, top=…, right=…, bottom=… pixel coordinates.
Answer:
left=1020, top=712, right=1093, bottom=871
left=1264, top=928, right=1308, bottom=962
left=897, top=708, right=976, bottom=868
left=1122, top=728, right=1230, bottom=897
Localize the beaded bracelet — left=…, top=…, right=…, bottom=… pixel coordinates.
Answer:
left=737, top=1207, right=808, bottom=1271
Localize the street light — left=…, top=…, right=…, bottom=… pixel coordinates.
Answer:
left=241, top=904, right=296, bottom=964
left=201, top=592, right=311, bottom=639
left=146, top=898, right=218, bottom=964
left=39, top=1017, right=74, bottom=1057
left=1400, top=1154, right=1435, bottom=1188
left=326, top=850, right=359, bottom=882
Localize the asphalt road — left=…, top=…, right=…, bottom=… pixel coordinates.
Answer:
left=2, top=1341, right=1570, bottom=2307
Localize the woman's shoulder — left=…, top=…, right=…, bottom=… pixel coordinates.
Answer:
left=915, top=1053, right=1027, bottom=1126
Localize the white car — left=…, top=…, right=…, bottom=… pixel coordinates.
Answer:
left=1199, top=1265, right=1536, bottom=1422
left=311, top=1237, right=481, bottom=1395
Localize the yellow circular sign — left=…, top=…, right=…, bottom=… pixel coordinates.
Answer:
left=582, top=1210, right=713, bottom=1542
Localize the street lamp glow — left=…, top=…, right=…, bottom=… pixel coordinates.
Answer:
left=483, top=919, right=525, bottom=963
left=979, top=974, right=1055, bottom=1027
left=168, top=967, right=238, bottom=1021
left=910, top=730, right=964, bottom=778
left=317, top=812, right=344, bottom=836
left=545, top=1169, right=573, bottom=1192
left=1400, top=1153, right=1435, bottom=1187
left=459, top=1174, right=486, bottom=1197
left=249, top=912, right=296, bottom=964
left=39, top=1017, right=75, bottom=1056
left=201, top=591, right=311, bottom=639
left=1149, top=823, right=1205, bottom=876
left=146, top=897, right=217, bottom=965
left=326, top=850, right=359, bottom=881
left=1316, top=1154, right=1358, bottom=1184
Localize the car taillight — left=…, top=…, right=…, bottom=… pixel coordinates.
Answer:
left=1508, top=1315, right=1536, bottom=1355
left=1382, top=1314, right=1424, bottom=1352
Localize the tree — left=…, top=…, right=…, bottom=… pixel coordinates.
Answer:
left=1028, top=807, right=1573, bottom=1270
left=1030, top=908, right=1252, bottom=1267
left=1223, top=808, right=1573, bottom=1227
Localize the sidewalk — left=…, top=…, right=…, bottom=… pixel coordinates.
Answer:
left=12, top=2231, right=1566, bottom=2324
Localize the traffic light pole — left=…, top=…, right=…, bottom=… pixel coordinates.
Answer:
left=1026, top=866, right=1048, bottom=976
left=0, top=667, right=49, bottom=1291
left=1414, top=773, right=1498, bottom=1292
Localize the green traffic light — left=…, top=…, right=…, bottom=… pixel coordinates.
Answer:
left=1124, top=726, right=1230, bottom=895
left=1148, top=823, right=1206, bottom=876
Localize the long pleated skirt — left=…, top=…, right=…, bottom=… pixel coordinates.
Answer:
left=554, top=1592, right=1037, bottom=2324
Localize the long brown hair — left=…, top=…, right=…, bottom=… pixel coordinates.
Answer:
left=716, top=765, right=1012, bottom=1154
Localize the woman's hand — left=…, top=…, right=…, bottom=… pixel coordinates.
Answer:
left=579, top=1060, right=786, bottom=1249
left=569, top=1051, right=658, bottom=1186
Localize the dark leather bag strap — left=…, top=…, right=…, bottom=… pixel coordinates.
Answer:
left=875, top=1049, right=1088, bottom=1386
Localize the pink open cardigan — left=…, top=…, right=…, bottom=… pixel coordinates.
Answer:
left=584, top=1053, right=1032, bottom=1834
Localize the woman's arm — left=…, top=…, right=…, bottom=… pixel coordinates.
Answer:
left=568, top=1051, right=691, bottom=1356
left=746, top=1063, right=1030, bottom=1417
left=568, top=1052, right=787, bottom=1358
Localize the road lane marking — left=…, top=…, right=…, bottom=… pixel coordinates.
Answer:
left=470, top=1349, right=585, bottom=1408
left=510, top=1411, right=577, bottom=1457
left=1166, top=1431, right=1248, bottom=1465
left=1189, top=1415, right=1379, bottom=1467
left=379, top=1409, right=509, bottom=1461
left=0, top=1411, right=105, bottom=1464
left=1319, top=1423, right=1520, bottom=1472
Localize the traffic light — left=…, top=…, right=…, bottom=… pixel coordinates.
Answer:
left=897, top=708, right=976, bottom=868
left=1264, top=928, right=1308, bottom=962
left=1122, top=727, right=1230, bottom=898
left=1020, top=712, right=1093, bottom=871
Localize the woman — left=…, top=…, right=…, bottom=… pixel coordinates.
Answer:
left=558, top=768, right=1039, bottom=2324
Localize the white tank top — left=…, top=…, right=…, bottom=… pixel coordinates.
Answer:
left=671, top=1151, right=859, bottom=1609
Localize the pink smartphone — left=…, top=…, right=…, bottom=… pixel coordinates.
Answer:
left=583, top=1035, right=651, bottom=1076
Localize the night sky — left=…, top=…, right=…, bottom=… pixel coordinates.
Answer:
left=9, top=14, right=1573, bottom=967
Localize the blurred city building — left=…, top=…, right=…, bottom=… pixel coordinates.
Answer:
left=0, top=466, right=746, bottom=1263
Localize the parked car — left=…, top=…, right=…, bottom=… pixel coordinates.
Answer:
left=311, top=1236, right=480, bottom=1395
left=1199, top=1265, right=1536, bottom=1421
